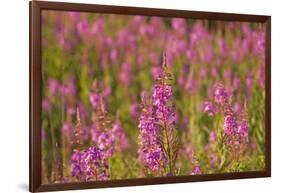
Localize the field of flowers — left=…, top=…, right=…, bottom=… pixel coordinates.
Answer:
left=41, top=10, right=266, bottom=183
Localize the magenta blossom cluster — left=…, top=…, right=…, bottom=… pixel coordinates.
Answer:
left=138, top=98, right=168, bottom=175
left=90, top=90, right=116, bottom=158
left=91, top=119, right=130, bottom=157
left=203, top=83, right=249, bottom=157
left=152, top=83, right=176, bottom=125
left=191, top=166, right=202, bottom=175
left=70, top=147, right=109, bottom=181
left=138, top=54, right=179, bottom=176
left=90, top=84, right=129, bottom=158
left=91, top=127, right=115, bottom=158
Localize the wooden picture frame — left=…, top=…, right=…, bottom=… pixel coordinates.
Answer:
left=30, top=1, right=271, bottom=192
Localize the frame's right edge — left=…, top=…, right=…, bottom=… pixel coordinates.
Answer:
left=265, top=16, right=271, bottom=177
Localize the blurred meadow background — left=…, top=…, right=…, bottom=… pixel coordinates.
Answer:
left=41, top=10, right=266, bottom=184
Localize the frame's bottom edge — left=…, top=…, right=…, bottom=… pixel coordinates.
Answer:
left=35, top=171, right=269, bottom=192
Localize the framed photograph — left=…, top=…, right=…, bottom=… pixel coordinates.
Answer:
left=30, top=1, right=271, bottom=192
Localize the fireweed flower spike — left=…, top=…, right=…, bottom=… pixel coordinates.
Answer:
left=95, top=98, right=115, bottom=158
left=154, top=52, right=179, bottom=175
left=204, top=83, right=249, bottom=159
left=70, top=108, right=83, bottom=181
left=138, top=52, right=179, bottom=176
left=89, top=82, right=116, bottom=158
left=70, top=107, right=109, bottom=181
left=183, top=145, right=202, bottom=175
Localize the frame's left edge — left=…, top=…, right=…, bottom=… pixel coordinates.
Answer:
left=30, top=1, right=42, bottom=192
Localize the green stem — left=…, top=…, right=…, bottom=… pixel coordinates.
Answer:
left=161, top=68, right=173, bottom=175
left=163, top=121, right=173, bottom=174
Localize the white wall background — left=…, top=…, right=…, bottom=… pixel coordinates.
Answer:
left=0, top=0, right=280, bottom=192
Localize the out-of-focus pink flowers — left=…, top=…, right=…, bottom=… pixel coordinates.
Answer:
left=77, top=20, right=90, bottom=36
left=62, top=76, right=76, bottom=96
left=119, top=62, right=132, bottom=87
left=42, top=97, right=52, bottom=113
left=202, top=101, right=218, bottom=116
left=130, top=103, right=141, bottom=120
left=112, top=119, right=130, bottom=151
left=172, top=18, right=187, bottom=36
left=90, top=92, right=102, bottom=109
left=48, top=78, right=60, bottom=95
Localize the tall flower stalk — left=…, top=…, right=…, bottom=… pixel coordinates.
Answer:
left=70, top=107, right=109, bottom=181
left=138, top=52, right=179, bottom=176
left=92, top=99, right=115, bottom=158
left=203, top=83, right=249, bottom=161
left=90, top=83, right=116, bottom=158
left=72, top=108, right=82, bottom=151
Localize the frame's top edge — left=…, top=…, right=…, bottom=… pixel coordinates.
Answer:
left=31, top=0, right=270, bottom=22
